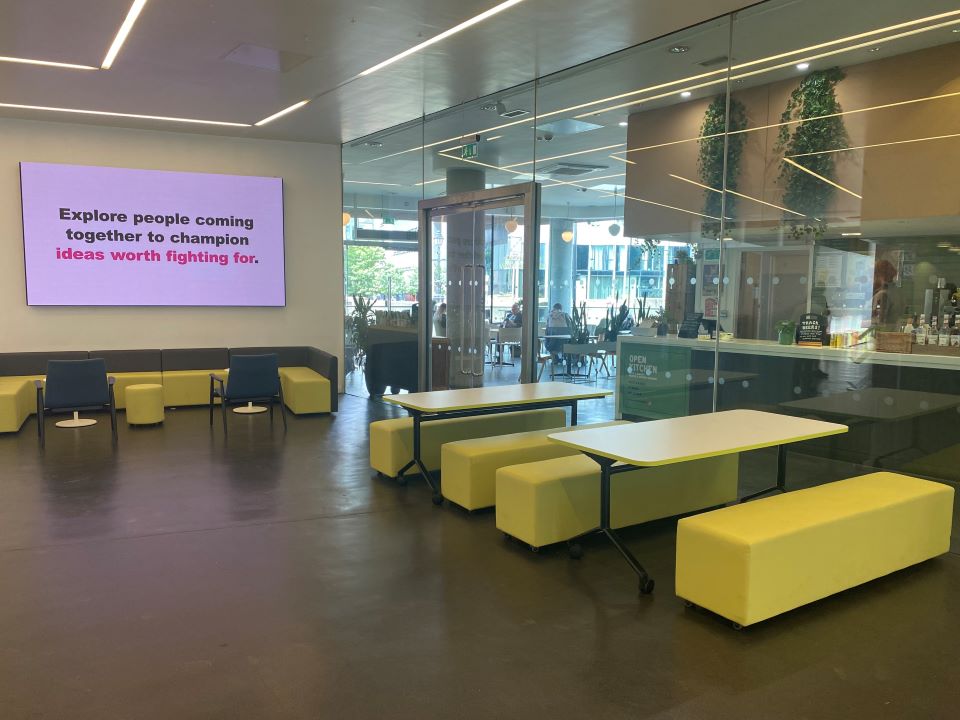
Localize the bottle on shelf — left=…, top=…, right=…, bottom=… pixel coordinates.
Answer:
left=940, top=317, right=951, bottom=347
left=916, top=313, right=927, bottom=345
left=929, top=315, right=940, bottom=347
left=951, top=317, right=960, bottom=347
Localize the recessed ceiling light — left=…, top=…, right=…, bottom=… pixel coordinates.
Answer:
left=254, top=99, right=310, bottom=126
left=680, top=91, right=692, bottom=98
left=359, top=0, right=526, bottom=77
left=953, top=28, right=960, bottom=33
left=101, top=0, right=149, bottom=70
left=618, top=121, right=628, bottom=127
left=796, top=62, right=810, bottom=70
left=0, top=55, right=97, bottom=71
left=868, top=46, right=881, bottom=52
left=0, top=101, right=248, bottom=127
left=668, top=45, right=689, bottom=54
left=841, top=232, right=862, bottom=236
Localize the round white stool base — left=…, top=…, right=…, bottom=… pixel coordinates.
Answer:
left=233, top=402, right=268, bottom=414
left=56, top=411, right=98, bottom=428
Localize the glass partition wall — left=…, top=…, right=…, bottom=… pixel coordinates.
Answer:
left=343, top=0, right=960, bottom=500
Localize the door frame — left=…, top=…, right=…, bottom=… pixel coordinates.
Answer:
left=417, top=181, right=541, bottom=391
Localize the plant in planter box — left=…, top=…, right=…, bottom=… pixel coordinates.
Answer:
left=597, top=300, right=632, bottom=342
left=653, top=308, right=668, bottom=336
left=349, top=294, right=377, bottom=368
left=565, top=301, right=591, bottom=345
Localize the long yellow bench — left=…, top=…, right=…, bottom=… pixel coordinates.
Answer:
left=441, top=420, right=628, bottom=511
left=370, top=408, right=567, bottom=480
left=496, top=453, right=739, bottom=550
left=675, top=472, right=954, bottom=628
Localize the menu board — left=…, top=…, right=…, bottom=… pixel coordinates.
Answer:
left=797, top=313, right=827, bottom=347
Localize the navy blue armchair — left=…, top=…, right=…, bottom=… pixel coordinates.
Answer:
left=36, top=359, right=117, bottom=448
left=209, top=353, right=287, bottom=435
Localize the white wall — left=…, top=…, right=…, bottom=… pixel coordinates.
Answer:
left=0, top=117, right=343, bottom=387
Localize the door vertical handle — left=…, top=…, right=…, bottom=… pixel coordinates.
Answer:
left=472, top=263, right=483, bottom=376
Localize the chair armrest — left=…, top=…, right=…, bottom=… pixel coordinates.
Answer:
left=307, top=347, right=338, bottom=412
left=108, top=376, right=116, bottom=385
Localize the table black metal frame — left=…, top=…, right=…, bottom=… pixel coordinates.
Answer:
left=566, top=443, right=790, bottom=595
left=396, top=397, right=588, bottom=505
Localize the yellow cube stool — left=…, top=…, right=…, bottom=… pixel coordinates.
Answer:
left=496, top=453, right=739, bottom=550
left=441, top=420, right=628, bottom=511
left=370, top=408, right=567, bottom=478
left=125, top=383, right=165, bottom=425
left=675, top=472, right=954, bottom=628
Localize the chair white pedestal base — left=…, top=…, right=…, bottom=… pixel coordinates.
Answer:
left=56, top=411, right=98, bottom=428
left=233, top=402, right=268, bottom=414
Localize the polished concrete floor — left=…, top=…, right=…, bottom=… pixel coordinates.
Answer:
left=1, top=395, right=958, bottom=719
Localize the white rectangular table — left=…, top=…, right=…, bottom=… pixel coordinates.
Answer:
left=383, top=383, right=612, bottom=504
left=548, top=410, right=848, bottom=593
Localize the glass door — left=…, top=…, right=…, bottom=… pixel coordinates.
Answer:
left=418, top=183, right=541, bottom=391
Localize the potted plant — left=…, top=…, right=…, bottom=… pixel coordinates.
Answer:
left=653, top=308, right=668, bottom=336
left=349, top=294, right=377, bottom=368
left=600, top=300, right=631, bottom=342
left=775, top=320, right=796, bottom=346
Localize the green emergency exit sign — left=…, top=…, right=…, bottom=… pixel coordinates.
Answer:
left=461, top=142, right=479, bottom=160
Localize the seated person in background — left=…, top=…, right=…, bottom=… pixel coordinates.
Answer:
left=501, top=302, right=523, bottom=328
left=432, top=302, right=447, bottom=337
left=545, top=303, right=570, bottom=357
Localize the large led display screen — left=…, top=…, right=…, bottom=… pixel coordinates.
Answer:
left=20, top=162, right=285, bottom=306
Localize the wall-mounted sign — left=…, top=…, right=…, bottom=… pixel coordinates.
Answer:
left=461, top=143, right=479, bottom=160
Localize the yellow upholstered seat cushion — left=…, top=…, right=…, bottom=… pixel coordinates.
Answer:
left=279, top=366, right=331, bottom=414
left=675, top=472, right=954, bottom=626
left=0, top=376, right=42, bottom=433
left=369, top=408, right=567, bottom=478
left=441, top=420, right=627, bottom=511
left=496, top=453, right=739, bottom=548
left=111, top=372, right=164, bottom=409
left=125, top=383, right=165, bottom=425
left=161, top=370, right=224, bottom=407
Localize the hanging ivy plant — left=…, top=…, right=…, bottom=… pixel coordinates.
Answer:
left=774, top=67, right=850, bottom=239
left=697, top=93, right=748, bottom=239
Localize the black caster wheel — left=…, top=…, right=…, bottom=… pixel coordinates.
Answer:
left=431, top=493, right=444, bottom=506
left=639, top=577, right=655, bottom=595
left=529, top=545, right=540, bottom=553
left=502, top=532, right=512, bottom=542
left=567, top=543, right=583, bottom=560
left=396, top=475, right=408, bottom=486
left=731, top=622, right=743, bottom=631
left=683, top=600, right=695, bottom=609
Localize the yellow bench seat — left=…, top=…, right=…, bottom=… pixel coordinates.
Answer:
left=161, top=370, right=224, bottom=407
left=496, top=453, right=739, bottom=549
left=279, top=367, right=331, bottom=414
left=111, top=371, right=164, bottom=409
left=0, top=376, right=43, bottom=433
left=370, top=408, right=567, bottom=479
left=441, top=420, right=628, bottom=511
left=675, top=472, right=954, bottom=627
